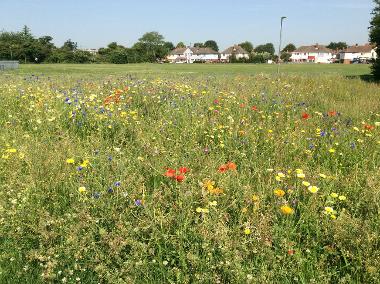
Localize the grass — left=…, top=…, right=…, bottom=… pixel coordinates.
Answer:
left=0, top=64, right=379, bottom=283
left=7, top=62, right=372, bottom=77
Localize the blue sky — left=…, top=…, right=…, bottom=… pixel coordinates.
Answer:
left=0, top=0, right=374, bottom=50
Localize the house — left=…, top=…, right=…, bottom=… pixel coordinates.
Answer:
left=167, top=47, right=219, bottom=63
left=290, top=44, right=333, bottom=63
left=339, top=44, right=377, bottom=64
left=220, top=45, right=249, bottom=62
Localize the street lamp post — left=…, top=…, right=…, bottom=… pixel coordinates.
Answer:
left=277, top=16, right=287, bottom=74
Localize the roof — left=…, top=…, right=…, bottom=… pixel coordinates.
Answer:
left=221, top=45, right=249, bottom=54
left=190, top=47, right=219, bottom=55
left=341, top=44, right=374, bottom=53
left=169, top=48, right=187, bottom=55
left=169, top=47, right=219, bottom=55
left=292, top=45, right=332, bottom=54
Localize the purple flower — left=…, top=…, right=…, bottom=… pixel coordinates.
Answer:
left=77, top=166, right=83, bottom=171
left=107, top=187, right=113, bottom=193
left=320, top=131, right=327, bottom=137
left=114, top=181, right=121, bottom=187
left=135, top=199, right=143, bottom=206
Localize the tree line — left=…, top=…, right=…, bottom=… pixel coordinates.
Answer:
left=0, top=26, right=352, bottom=64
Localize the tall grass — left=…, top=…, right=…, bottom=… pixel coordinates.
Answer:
left=0, top=71, right=379, bottom=283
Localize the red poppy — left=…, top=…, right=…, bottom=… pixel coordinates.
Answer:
left=175, top=175, right=185, bottom=182
left=164, top=168, right=176, bottom=178
left=301, top=112, right=310, bottom=120
left=218, top=164, right=228, bottom=173
left=287, top=249, right=295, bottom=255
left=179, top=167, right=190, bottom=174
left=251, top=106, right=258, bottom=111
left=364, top=124, right=375, bottom=131
left=328, top=111, right=337, bottom=117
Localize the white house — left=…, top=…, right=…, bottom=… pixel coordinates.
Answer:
left=167, top=47, right=219, bottom=63
left=339, top=44, right=377, bottom=64
left=291, top=44, right=333, bottom=64
left=220, top=45, right=249, bottom=62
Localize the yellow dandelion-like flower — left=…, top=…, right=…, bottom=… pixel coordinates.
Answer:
left=324, top=207, right=334, bottom=214
left=319, top=173, right=327, bottom=179
left=308, top=186, right=319, bottom=194
left=296, top=173, right=305, bottom=179
left=208, top=201, right=217, bottom=206
left=5, top=148, right=17, bottom=153
left=196, top=207, right=209, bottom=213
left=302, top=181, right=310, bottom=187
left=338, top=195, right=347, bottom=201
left=295, top=169, right=303, bottom=174
left=244, top=228, right=251, bottom=235
left=66, top=158, right=75, bottom=164
left=252, top=195, right=260, bottom=202
left=277, top=172, right=286, bottom=178
left=280, top=205, right=294, bottom=215
left=330, top=193, right=338, bottom=198
left=78, top=186, right=87, bottom=194
left=329, top=148, right=336, bottom=153
left=274, top=189, right=286, bottom=197
left=80, top=159, right=90, bottom=167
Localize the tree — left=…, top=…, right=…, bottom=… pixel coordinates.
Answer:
left=204, top=40, right=218, bottom=51
left=164, top=41, right=174, bottom=51
left=62, top=39, right=77, bottom=51
left=238, top=41, right=253, bottom=53
left=193, top=42, right=204, bottom=48
left=326, top=42, right=348, bottom=51
left=282, top=43, right=296, bottom=53
left=136, top=31, right=168, bottom=62
left=176, top=42, right=186, bottom=48
left=370, top=0, right=380, bottom=80
left=254, top=43, right=275, bottom=55
left=280, top=52, right=292, bottom=62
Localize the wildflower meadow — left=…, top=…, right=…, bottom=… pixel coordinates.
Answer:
left=1, top=65, right=380, bottom=283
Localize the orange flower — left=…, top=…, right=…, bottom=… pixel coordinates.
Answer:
left=364, top=124, right=375, bottom=131
left=164, top=168, right=176, bottom=178
left=227, top=162, right=237, bottom=171
left=328, top=111, right=337, bottom=117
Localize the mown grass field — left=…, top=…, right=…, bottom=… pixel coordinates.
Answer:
left=1, top=64, right=380, bottom=283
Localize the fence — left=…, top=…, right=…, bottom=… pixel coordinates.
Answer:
left=0, top=61, right=19, bottom=71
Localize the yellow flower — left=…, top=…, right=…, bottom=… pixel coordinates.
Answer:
left=330, top=215, right=337, bottom=220
left=277, top=172, right=286, bottom=178
left=329, top=148, right=336, bottom=153
left=338, top=195, right=347, bottom=201
left=203, top=180, right=215, bottom=191
left=280, top=205, right=294, bottom=215
left=252, top=195, right=260, bottom=202
left=66, top=158, right=75, bottom=164
left=296, top=173, right=305, bottom=179
left=295, top=169, right=303, bottom=174
left=308, top=186, right=319, bottom=194
left=274, top=189, right=286, bottom=197
left=78, top=186, right=87, bottom=194
left=196, top=207, right=209, bottom=213
left=319, top=173, right=327, bottom=179
left=330, top=193, right=338, bottom=198
left=302, top=181, right=310, bottom=187
left=5, top=148, right=17, bottom=153
left=324, top=207, right=334, bottom=214
left=80, top=159, right=90, bottom=167
left=244, top=228, right=251, bottom=235
left=208, top=201, right=217, bottom=206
